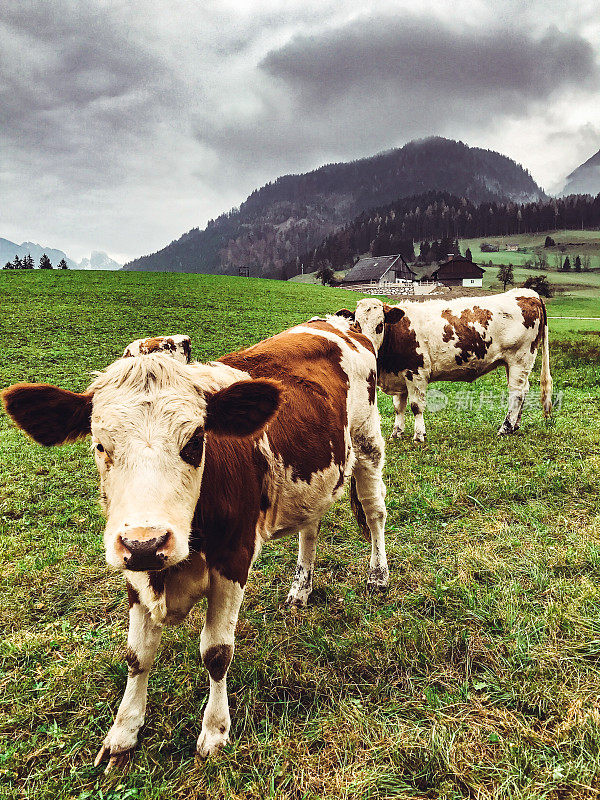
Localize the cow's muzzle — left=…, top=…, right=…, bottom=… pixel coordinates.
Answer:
left=117, top=527, right=174, bottom=571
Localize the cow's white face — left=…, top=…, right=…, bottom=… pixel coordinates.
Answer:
left=353, top=299, right=405, bottom=350
left=2, top=356, right=280, bottom=573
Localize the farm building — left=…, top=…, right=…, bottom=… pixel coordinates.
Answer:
left=341, top=254, right=416, bottom=286
left=431, top=255, right=485, bottom=287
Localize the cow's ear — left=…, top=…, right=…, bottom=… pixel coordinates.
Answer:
left=334, top=308, right=355, bottom=321
left=1, top=383, right=93, bottom=446
left=383, top=305, right=405, bottom=325
left=205, top=379, right=282, bottom=438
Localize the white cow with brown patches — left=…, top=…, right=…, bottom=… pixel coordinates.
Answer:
left=2, top=318, right=388, bottom=770
left=337, top=288, right=552, bottom=442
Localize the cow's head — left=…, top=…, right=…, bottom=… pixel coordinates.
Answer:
left=335, top=300, right=404, bottom=350
left=2, top=357, right=281, bottom=572
left=122, top=335, right=191, bottom=363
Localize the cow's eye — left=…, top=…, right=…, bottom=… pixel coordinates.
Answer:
left=96, top=443, right=105, bottom=453
left=180, top=430, right=204, bottom=467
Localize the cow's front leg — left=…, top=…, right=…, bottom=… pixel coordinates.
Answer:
left=391, top=390, right=408, bottom=439
left=196, top=569, right=245, bottom=758
left=406, top=378, right=428, bottom=443
left=286, top=521, right=319, bottom=607
left=95, top=588, right=162, bottom=773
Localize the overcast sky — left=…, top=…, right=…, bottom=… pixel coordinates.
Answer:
left=2, top=0, right=600, bottom=262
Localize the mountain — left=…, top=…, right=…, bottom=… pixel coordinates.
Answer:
left=560, top=149, right=600, bottom=196
left=79, top=251, right=121, bottom=270
left=0, top=238, right=78, bottom=269
left=123, top=137, right=545, bottom=278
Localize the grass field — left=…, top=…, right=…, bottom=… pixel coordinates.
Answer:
left=1, top=271, right=600, bottom=799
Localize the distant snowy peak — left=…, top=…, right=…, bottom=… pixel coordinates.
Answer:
left=79, top=251, right=121, bottom=270
left=560, top=149, right=600, bottom=196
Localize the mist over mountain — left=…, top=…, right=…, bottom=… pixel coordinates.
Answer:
left=560, top=149, right=600, bottom=196
left=123, top=137, right=545, bottom=277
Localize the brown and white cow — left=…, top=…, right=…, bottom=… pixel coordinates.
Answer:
left=336, top=288, right=552, bottom=442
left=2, top=319, right=387, bottom=770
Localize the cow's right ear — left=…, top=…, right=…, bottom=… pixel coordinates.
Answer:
left=334, top=308, right=355, bottom=321
left=383, top=305, right=405, bottom=325
left=1, top=383, right=93, bottom=446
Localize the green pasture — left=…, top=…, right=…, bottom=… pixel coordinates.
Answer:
left=1, top=271, right=600, bottom=800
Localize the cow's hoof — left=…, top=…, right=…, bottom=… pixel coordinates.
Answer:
left=196, top=728, right=228, bottom=759
left=94, top=744, right=134, bottom=775
left=367, top=566, right=389, bottom=592
left=390, top=427, right=404, bottom=439
left=413, top=434, right=426, bottom=444
left=497, top=423, right=515, bottom=436
left=284, top=593, right=308, bottom=608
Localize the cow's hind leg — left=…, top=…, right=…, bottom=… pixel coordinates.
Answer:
left=391, top=389, right=408, bottom=439
left=351, top=426, right=388, bottom=591
left=498, top=362, right=532, bottom=435
left=286, top=521, right=320, bottom=607
left=405, top=377, right=428, bottom=443
left=95, top=590, right=162, bottom=773
left=196, top=570, right=245, bottom=758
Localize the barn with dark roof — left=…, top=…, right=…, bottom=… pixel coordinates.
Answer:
left=431, top=255, right=485, bottom=287
left=341, top=254, right=416, bottom=286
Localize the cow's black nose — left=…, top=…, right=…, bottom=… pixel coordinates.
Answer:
left=119, top=530, right=172, bottom=571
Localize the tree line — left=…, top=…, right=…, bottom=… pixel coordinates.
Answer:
left=286, top=191, right=600, bottom=277
left=3, top=254, right=68, bottom=270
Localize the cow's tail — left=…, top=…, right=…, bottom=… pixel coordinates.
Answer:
left=539, top=299, right=553, bottom=418
left=350, top=475, right=371, bottom=542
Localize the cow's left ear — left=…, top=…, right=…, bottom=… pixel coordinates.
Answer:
left=204, top=379, right=282, bottom=438
left=334, top=308, right=355, bottom=321
left=383, top=305, right=405, bottom=325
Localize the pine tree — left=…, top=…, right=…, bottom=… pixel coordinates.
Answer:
left=3, top=261, right=12, bottom=270
left=58, top=258, right=68, bottom=270
left=574, top=255, right=582, bottom=272
left=562, top=256, right=571, bottom=271
left=12, top=254, right=22, bottom=269
left=23, top=254, right=34, bottom=269
left=39, top=253, right=53, bottom=269
left=465, top=247, right=473, bottom=261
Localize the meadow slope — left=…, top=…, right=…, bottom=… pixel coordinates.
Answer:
left=1, top=272, right=600, bottom=800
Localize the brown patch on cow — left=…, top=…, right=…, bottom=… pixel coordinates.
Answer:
left=138, top=337, right=165, bottom=354
left=305, top=320, right=359, bottom=351
left=181, top=338, right=191, bottom=361
left=126, top=581, right=140, bottom=608
left=350, top=321, right=363, bottom=334
left=350, top=475, right=371, bottom=542
left=410, top=402, right=420, bottom=416
left=367, top=370, right=376, bottom=404
left=221, top=331, right=349, bottom=484
left=347, top=327, right=374, bottom=354
left=203, top=644, right=232, bottom=682
left=1, top=383, right=93, bottom=446
left=377, top=316, right=424, bottom=379
left=441, top=306, right=493, bottom=365
left=148, top=571, right=165, bottom=596
left=515, top=295, right=545, bottom=353
left=333, top=467, right=345, bottom=491
left=125, top=647, right=144, bottom=677
left=123, top=348, right=132, bottom=358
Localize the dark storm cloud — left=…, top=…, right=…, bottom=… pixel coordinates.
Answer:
left=261, top=17, right=599, bottom=103
left=196, top=14, right=599, bottom=169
